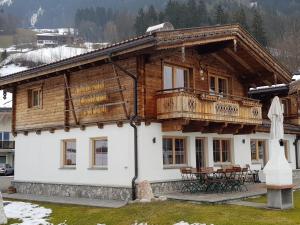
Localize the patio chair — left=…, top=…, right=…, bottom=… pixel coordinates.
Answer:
left=180, top=167, right=199, bottom=193
left=223, top=168, right=239, bottom=192
left=245, top=164, right=260, bottom=183
left=205, top=169, right=226, bottom=193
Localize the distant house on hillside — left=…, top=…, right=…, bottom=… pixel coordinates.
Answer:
left=36, top=33, right=74, bottom=47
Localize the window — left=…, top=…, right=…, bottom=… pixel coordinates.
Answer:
left=209, top=76, right=228, bottom=96
left=163, top=137, right=187, bottom=166
left=281, top=99, right=290, bottom=116
left=62, top=140, right=76, bottom=167
left=213, top=139, right=231, bottom=163
left=92, top=138, right=108, bottom=167
left=251, top=140, right=266, bottom=162
left=283, top=140, right=290, bottom=161
left=163, top=65, right=190, bottom=90
left=0, top=132, right=10, bottom=141
left=28, top=88, right=42, bottom=108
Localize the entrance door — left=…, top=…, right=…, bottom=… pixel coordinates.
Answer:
left=195, top=138, right=205, bottom=170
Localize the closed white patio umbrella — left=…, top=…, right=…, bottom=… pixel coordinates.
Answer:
left=267, top=96, right=284, bottom=140
left=264, top=96, right=292, bottom=186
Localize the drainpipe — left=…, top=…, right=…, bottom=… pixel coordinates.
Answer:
left=108, top=56, right=138, bottom=200
left=294, top=136, right=300, bottom=169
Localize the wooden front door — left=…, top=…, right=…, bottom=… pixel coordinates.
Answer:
left=195, top=138, right=205, bottom=170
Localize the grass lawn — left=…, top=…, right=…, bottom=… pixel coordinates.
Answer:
left=5, top=191, right=300, bottom=225
left=0, top=29, right=36, bottom=48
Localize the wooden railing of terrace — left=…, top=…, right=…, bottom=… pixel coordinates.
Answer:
left=157, top=88, right=262, bottom=126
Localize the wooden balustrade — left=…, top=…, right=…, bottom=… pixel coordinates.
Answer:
left=157, top=90, right=262, bottom=125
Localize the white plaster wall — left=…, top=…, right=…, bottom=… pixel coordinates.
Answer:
left=137, top=123, right=298, bottom=183
left=14, top=122, right=298, bottom=186
left=14, top=124, right=134, bottom=187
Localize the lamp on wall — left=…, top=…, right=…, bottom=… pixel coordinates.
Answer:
left=152, top=137, right=156, bottom=144
left=199, top=64, right=207, bottom=81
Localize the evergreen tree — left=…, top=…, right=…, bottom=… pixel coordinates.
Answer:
left=165, top=0, right=185, bottom=28
left=233, top=7, right=249, bottom=30
left=146, top=5, right=158, bottom=26
left=1, top=50, right=7, bottom=61
left=252, top=9, right=268, bottom=46
left=186, top=0, right=198, bottom=27
left=198, top=0, right=209, bottom=25
left=134, top=8, right=146, bottom=35
left=214, top=4, right=228, bottom=25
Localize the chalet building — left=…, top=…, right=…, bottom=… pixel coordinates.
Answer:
left=0, top=24, right=298, bottom=201
left=0, top=108, right=15, bottom=166
left=36, top=33, right=74, bottom=47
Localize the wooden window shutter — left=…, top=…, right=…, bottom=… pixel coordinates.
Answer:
left=28, top=89, right=32, bottom=108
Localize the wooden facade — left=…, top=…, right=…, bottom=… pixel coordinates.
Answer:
left=0, top=25, right=294, bottom=135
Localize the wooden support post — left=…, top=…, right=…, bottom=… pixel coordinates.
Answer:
left=64, top=73, right=79, bottom=125
left=97, top=123, right=104, bottom=129
left=49, top=128, right=55, bottom=134
left=117, top=121, right=123, bottom=127
left=11, top=87, right=16, bottom=135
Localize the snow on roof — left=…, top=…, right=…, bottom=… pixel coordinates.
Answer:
left=293, top=74, right=300, bottom=80
left=33, top=28, right=76, bottom=35
left=36, top=33, right=64, bottom=37
left=249, top=84, right=288, bottom=91
left=146, top=22, right=174, bottom=34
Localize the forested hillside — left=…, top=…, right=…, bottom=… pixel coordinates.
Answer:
left=1, top=0, right=300, bottom=72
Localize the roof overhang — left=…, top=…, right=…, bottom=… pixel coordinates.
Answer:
left=0, top=24, right=292, bottom=90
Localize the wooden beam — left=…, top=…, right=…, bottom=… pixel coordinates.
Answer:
left=11, top=87, right=16, bottom=135
left=161, top=119, right=190, bottom=132
left=224, top=48, right=256, bottom=73
left=183, top=121, right=209, bottom=133
left=211, top=53, right=236, bottom=72
left=64, top=74, right=70, bottom=129
left=112, top=64, right=129, bottom=119
left=64, top=73, right=79, bottom=125
left=197, top=41, right=232, bottom=55
left=221, top=124, right=244, bottom=134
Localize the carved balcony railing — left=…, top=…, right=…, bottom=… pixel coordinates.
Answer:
left=0, top=141, right=15, bottom=150
left=156, top=89, right=262, bottom=125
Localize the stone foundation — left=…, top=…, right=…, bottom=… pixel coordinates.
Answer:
left=150, top=180, right=183, bottom=195
left=12, top=180, right=182, bottom=201
left=12, top=181, right=132, bottom=201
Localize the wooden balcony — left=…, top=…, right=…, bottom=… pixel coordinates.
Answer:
left=157, top=89, right=262, bottom=133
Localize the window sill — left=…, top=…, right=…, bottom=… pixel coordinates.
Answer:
left=251, top=161, right=263, bottom=165
left=59, top=166, right=76, bottom=170
left=88, top=167, right=108, bottom=170
left=163, top=164, right=188, bottom=170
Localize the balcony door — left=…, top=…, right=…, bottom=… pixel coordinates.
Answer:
left=163, top=65, right=190, bottom=90
left=195, top=138, right=205, bottom=170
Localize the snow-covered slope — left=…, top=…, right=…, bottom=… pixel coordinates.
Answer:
left=1, top=46, right=91, bottom=67
left=0, top=0, right=12, bottom=6
left=0, top=64, right=28, bottom=76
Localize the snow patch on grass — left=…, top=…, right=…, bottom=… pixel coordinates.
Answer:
left=4, top=201, right=52, bottom=225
